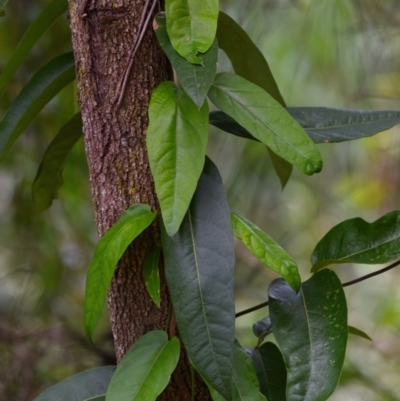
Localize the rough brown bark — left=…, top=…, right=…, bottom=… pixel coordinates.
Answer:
left=68, top=0, right=210, bottom=399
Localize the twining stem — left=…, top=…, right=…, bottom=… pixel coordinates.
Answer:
left=235, top=259, right=400, bottom=318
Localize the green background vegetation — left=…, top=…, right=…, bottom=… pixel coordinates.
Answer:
left=1, top=0, right=400, bottom=399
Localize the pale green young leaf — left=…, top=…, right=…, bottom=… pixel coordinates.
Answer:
left=106, top=331, right=180, bottom=401
left=165, top=0, right=219, bottom=64
left=32, top=113, right=83, bottom=211
left=208, top=73, right=322, bottom=175
left=0, top=0, right=68, bottom=95
left=147, top=81, right=208, bottom=236
left=231, top=211, right=301, bottom=291
left=0, top=52, right=75, bottom=160
left=85, top=204, right=156, bottom=341
left=143, top=246, right=161, bottom=307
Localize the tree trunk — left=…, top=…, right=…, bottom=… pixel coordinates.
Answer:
left=68, top=1, right=211, bottom=400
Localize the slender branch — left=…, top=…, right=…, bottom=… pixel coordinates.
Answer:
left=117, top=0, right=159, bottom=106
left=342, top=259, right=400, bottom=287
left=235, top=259, right=400, bottom=318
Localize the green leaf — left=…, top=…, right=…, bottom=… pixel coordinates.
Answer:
left=0, top=0, right=68, bottom=95
left=33, top=366, right=115, bottom=401
left=311, top=210, right=400, bottom=272
left=210, top=108, right=400, bottom=145
left=252, top=317, right=272, bottom=338
left=106, top=331, right=180, bottom=401
left=147, top=81, right=208, bottom=236
left=207, top=73, right=322, bottom=175
left=154, top=13, right=217, bottom=107
left=247, top=343, right=287, bottom=401
left=143, top=246, right=161, bottom=307
left=288, top=107, right=400, bottom=143
left=165, top=0, right=219, bottom=64
left=231, top=344, right=267, bottom=401
left=348, top=325, right=372, bottom=341
left=162, top=157, right=235, bottom=400
left=0, top=0, right=9, bottom=16
left=85, top=204, right=156, bottom=341
left=0, top=52, right=76, bottom=160
left=32, top=112, right=82, bottom=212
left=216, top=12, right=292, bottom=188
left=216, top=11, right=285, bottom=106
left=231, top=211, right=301, bottom=291
left=269, top=269, right=348, bottom=401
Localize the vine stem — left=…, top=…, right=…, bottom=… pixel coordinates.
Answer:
left=235, top=259, right=400, bottom=318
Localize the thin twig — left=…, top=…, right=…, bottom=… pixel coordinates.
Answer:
left=117, top=0, right=158, bottom=106
left=235, top=259, right=400, bottom=318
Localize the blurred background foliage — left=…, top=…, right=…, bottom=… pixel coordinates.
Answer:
left=0, top=0, right=400, bottom=400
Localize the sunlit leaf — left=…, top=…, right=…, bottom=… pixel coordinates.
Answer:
left=252, top=316, right=272, bottom=338
left=85, top=204, right=156, bottom=341
left=216, top=11, right=285, bottom=106
left=33, top=366, right=115, bottom=401
left=143, top=246, right=161, bottom=307
left=269, top=269, right=348, bottom=401
left=207, top=73, right=322, bottom=175
left=348, top=325, right=372, bottom=341
left=154, top=13, right=217, bottom=107
left=0, top=52, right=75, bottom=160
left=288, top=107, right=400, bottom=143
left=162, top=157, right=235, bottom=400
left=147, top=81, right=208, bottom=236
left=247, top=343, right=287, bottom=401
left=216, top=11, right=292, bottom=187
left=0, top=0, right=68, bottom=95
left=231, top=211, right=301, bottom=291
left=32, top=112, right=82, bottom=211
left=106, top=331, right=180, bottom=401
left=165, top=0, right=219, bottom=64
left=311, top=210, right=400, bottom=272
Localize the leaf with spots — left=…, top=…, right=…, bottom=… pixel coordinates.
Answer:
left=268, top=269, right=348, bottom=401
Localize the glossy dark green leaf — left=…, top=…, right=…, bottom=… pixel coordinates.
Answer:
left=247, top=342, right=287, bottom=401
left=216, top=11, right=292, bottom=187
left=288, top=107, right=400, bottom=143
left=33, top=366, right=115, bottom=401
left=311, top=210, right=400, bottom=272
left=143, top=246, right=161, bottom=307
left=269, top=269, right=348, bottom=401
left=231, top=344, right=267, bottom=401
left=85, top=204, right=156, bottom=341
left=106, top=331, right=180, bottom=401
left=0, top=52, right=75, bottom=160
left=32, top=113, right=82, bottom=212
left=210, top=108, right=400, bottom=145
left=208, top=73, right=322, bottom=175
left=231, top=211, right=301, bottom=291
left=252, top=317, right=272, bottom=338
left=348, top=325, right=372, bottom=341
left=162, top=157, right=235, bottom=400
left=154, top=13, right=217, bottom=107
left=0, top=0, right=68, bottom=95
left=147, top=81, right=208, bottom=236
left=201, top=342, right=267, bottom=401
left=216, top=11, right=285, bottom=106
left=165, top=0, right=219, bottom=64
